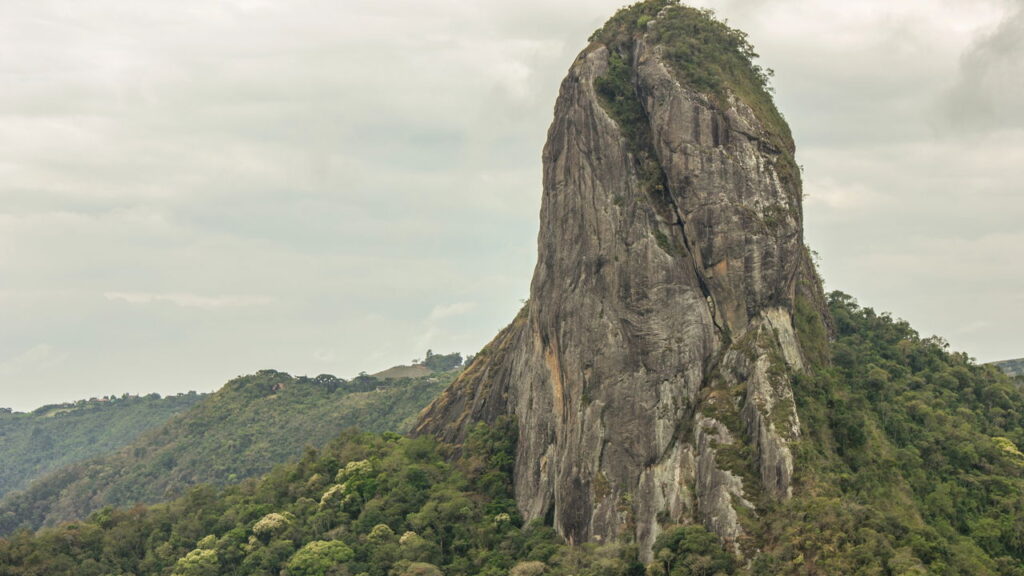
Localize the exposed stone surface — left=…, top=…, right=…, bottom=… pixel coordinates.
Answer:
left=414, top=3, right=827, bottom=560
left=991, top=357, right=1024, bottom=378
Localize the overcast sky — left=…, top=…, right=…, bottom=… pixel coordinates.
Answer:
left=1, top=0, right=1022, bottom=411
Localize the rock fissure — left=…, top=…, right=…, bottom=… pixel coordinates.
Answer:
left=660, top=184, right=727, bottom=341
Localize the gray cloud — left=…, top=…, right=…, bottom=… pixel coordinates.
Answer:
left=944, top=1, right=1024, bottom=129
left=1, top=0, right=1022, bottom=411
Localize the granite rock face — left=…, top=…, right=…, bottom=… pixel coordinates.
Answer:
left=991, top=358, right=1024, bottom=378
left=415, top=3, right=827, bottom=560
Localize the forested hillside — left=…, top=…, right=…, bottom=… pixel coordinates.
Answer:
left=0, top=393, right=205, bottom=499
left=0, top=294, right=1021, bottom=575
left=0, top=367, right=456, bottom=536
left=758, top=292, right=1024, bottom=575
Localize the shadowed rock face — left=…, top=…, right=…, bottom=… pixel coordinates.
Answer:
left=415, top=2, right=827, bottom=560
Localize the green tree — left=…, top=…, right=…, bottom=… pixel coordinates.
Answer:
left=171, top=548, right=218, bottom=576
left=286, top=540, right=354, bottom=576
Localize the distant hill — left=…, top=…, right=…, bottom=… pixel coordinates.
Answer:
left=372, top=364, right=432, bottom=379
left=0, top=367, right=454, bottom=535
left=0, top=392, right=205, bottom=499
left=373, top=351, right=465, bottom=379
left=991, top=357, right=1024, bottom=378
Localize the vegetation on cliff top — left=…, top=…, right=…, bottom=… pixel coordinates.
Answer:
left=590, top=1, right=802, bottom=264
left=591, top=1, right=800, bottom=211
left=591, top=0, right=792, bottom=153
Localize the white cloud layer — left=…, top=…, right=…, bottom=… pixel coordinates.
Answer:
left=0, top=345, right=66, bottom=378
left=104, top=292, right=274, bottom=309
left=1, top=0, right=1022, bottom=410
left=429, top=302, right=479, bottom=321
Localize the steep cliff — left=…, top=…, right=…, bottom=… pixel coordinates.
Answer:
left=414, top=1, right=829, bottom=558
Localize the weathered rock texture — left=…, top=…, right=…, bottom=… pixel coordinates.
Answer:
left=415, top=1, right=828, bottom=559
left=991, top=357, right=1024, bottom=378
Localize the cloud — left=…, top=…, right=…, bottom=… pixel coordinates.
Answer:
left=943, top=1, right=1024, bottom=129
left=804, top=177, right=890, bottom=211
left=104, top=292, right=274, bottom=309
left=429, top=302, right=478, bottom=321
left=0, top=344, right=66, bottom=378
left=2, top=0, right=1023, bottom=410
left=951, top=320, right=994, bottom=336
left=312, top=348, right=338, bottom=363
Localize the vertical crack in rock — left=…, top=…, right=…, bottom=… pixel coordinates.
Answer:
left=663, top=182, right=726, bottom=341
